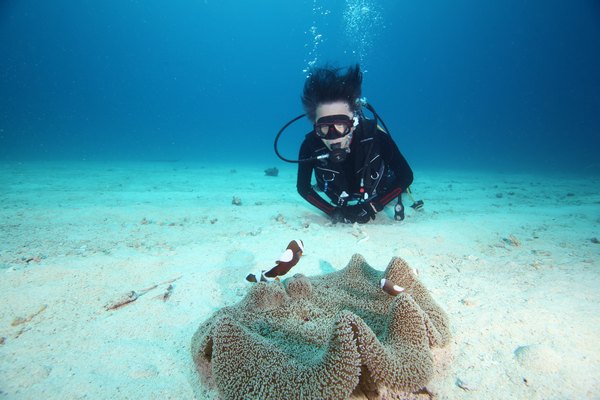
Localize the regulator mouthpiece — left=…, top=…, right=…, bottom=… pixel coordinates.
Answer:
left=329, top=143, right=349, bottom=163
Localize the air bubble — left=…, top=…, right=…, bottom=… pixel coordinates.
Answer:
left=343, top=0, right=383, bottom=65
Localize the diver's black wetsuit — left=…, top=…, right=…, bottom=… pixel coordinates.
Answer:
left=296, top=118, right=413, bottom=217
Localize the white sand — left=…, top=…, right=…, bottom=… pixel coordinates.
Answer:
left=1, top=161, right=599, bottom=399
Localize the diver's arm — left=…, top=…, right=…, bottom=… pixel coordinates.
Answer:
left=296, top=141, right=336, bottom=216
left=370, top=131, right=414, bottom=211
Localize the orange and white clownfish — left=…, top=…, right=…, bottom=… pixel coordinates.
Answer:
left=380, top=278, right=405, bottom=296
left=245, top=240, right=304, bottom=283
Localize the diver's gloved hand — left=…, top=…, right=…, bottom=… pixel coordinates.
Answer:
left=342, top=203, right=377, bottom=224
left=330, top=207, right=347, bottom=224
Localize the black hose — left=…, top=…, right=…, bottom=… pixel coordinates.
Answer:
left=364, top=102, right=391, bottom=135
left=273, top=113, right=310, bottom=163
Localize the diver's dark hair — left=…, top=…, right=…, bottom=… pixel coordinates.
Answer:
left=301, top=64, right=363, bottom=121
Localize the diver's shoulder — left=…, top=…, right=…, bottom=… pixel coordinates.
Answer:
left=357, top=118, right=379, bottom=137
left=301, top=132, right=323, bottom=152
left=302, top=131, right=317, bottom=144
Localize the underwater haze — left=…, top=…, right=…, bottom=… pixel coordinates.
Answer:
left=1, top=0, right=599, bottom=172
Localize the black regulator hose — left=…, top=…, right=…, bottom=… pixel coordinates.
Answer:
left=363, top=102, right=391, bottom=135
left=273, top=113, right=317, bottom=163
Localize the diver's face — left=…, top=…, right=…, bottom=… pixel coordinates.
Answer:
left=315, top=101, right=356, bottom=150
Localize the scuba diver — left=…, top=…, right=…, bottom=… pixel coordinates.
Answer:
left=274, top=64, right=420, bottom=224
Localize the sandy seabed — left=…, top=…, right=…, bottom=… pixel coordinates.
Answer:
left=0, top=161, right=598, bottom=400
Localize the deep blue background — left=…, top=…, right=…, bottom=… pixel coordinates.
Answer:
left=1, top=0, right=599, bottom=172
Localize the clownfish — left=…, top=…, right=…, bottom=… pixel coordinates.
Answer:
left=246, top=240, right=304, bottom=283
left=380, top=278, right=405, bottom=296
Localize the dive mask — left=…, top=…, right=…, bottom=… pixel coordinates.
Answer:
left=314, top=114, right=358, bottom=139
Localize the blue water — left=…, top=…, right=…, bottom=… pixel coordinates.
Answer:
left=1, top=0, right=599, bottom=172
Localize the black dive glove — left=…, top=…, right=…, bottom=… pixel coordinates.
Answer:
left=337, top=203, right=377, bottom=224
left=330, top=208, right=346, bottom=224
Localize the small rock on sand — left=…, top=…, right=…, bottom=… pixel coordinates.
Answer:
left=514, top=344, right=560, bottom=373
